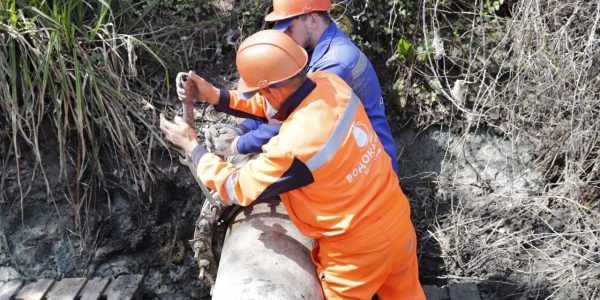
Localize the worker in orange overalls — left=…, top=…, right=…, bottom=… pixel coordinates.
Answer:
left=160, top=30, right=425, bottom=300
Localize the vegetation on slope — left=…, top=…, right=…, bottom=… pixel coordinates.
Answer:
left=1, top=0, right=598, bottom=298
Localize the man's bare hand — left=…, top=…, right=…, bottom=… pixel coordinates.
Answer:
left=160, top=113, right=199, bottom=156
left=176, top=71, right=220, bottom=105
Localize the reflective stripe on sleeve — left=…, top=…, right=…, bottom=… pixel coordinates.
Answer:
left=225, top=172, right=240, bottom=205
left=305, top=93, right=359, bottom=171
left=350, top=52, right=369, bottom=81
left=236, top=91, right=257, bottom=99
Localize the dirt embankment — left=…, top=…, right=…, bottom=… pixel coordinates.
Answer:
left=0, top=130, right=212, bottom=298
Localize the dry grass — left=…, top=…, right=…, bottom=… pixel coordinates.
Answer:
left=0, top=0, right=265, bottom=246
left=410, top=0, right=600, bottom=298
left=0, top=1, right=169, bottom=240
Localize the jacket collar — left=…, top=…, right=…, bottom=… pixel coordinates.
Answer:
left=309, top=22, right=339, bottom=68
left=272, top=78, right=317, bottom=121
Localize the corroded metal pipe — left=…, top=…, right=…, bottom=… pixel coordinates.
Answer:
left=212, top=199, right=323, bottom=300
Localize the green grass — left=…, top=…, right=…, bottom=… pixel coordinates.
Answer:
left=0, top=0, right=174, bottom=234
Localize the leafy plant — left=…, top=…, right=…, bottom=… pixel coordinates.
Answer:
left=0, top=0, right=168, bottom=237
left=484, top=0, right=504, bottom=14
left=396, top=38, right=415, bottom=61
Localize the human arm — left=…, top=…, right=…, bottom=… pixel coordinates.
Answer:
left=214, top=89, right=269, bottom=121
left=159, top=114, right=200, bottom=157
left=195, top=136, right=314, bottom=206
left=176, top=71, right=220, bottom=105
left=236, top=123, right=282, bottom=154
left=239, top=118, right=263, bottom=132
left=175, top=71, right=269, bottom=121
left=160, top=113, right=313, bottom=206
left=206, top=122, right=281, bottom=156
left=310, top=60, right=352, bottom=82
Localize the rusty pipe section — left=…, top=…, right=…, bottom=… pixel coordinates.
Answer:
left=212, top=199, right=323, bottom=300
left=179, top=71, right=196, bottom=128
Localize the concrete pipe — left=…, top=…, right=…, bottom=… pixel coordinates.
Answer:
left=212, top=199, right=323, bottom=300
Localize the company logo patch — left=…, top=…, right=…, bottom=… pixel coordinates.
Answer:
left=346, top=121, right=382, bottom=183
left=351, top=121, right=371, bottom=148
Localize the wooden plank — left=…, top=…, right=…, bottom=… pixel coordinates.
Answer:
left=448, top=283, right=480, bottom=300
left=102, top=275, right=143, bottom=300
left=423, top=285, right=450, bottom=300
left=46, top=278, right=86, bottom=300
left=15, top=279, right=54, bottom=300
left=78, top=277, right=110, bottom=300
left=0, top=280, right=24, bottom=300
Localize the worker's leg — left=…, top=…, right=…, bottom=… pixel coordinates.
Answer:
left=312, top=229, right=393, bottom=300
left=311, top=201, right=424, bottom=300
left=377, top=220, right=425, bottom=300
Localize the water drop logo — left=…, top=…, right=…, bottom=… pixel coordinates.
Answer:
left=351, top=122, right=371, bottom=148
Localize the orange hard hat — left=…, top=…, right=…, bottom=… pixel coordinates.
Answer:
left=265, top=0, right=333, bottom=22
left=236, top=30, right=308, bottom=93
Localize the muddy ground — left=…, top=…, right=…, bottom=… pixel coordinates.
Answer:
left=0, top=124, right=212, bottom=298
left=0, top=113, right=549, bottom=299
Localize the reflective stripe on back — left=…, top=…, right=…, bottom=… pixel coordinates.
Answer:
left=350, top=52, right=369, bottom=81
left=225, top=172, right=240, bottom=205
left=305, top=93, right=359, bottom=172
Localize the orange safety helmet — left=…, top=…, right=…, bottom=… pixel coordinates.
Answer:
left=265, top=0, right=333, bottom=22
left=236, top=30, right=308, bottom=93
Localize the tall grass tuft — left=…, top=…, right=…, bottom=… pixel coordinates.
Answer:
left=0, top=0, right=169, bottom=238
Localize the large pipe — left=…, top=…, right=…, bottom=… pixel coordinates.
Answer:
left=212, top=199, right=323, bottom=300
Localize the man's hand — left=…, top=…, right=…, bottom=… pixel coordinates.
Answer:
left=160, top=114, right=199, bottom=156
left=176, top=71, right=220, bottom=105
left=204, top=123, right=245, bottom=156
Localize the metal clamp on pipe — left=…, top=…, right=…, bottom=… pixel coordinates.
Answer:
left=189, top=195, right=223, bottom=291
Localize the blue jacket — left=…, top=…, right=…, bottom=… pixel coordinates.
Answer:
left=236, top=22, right=398, bottom=175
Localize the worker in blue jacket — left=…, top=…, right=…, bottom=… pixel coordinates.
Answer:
left=185, top=0, right=399, bottom=175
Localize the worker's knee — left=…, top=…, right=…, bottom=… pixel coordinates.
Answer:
left=377, top=253, right=425, bottom=300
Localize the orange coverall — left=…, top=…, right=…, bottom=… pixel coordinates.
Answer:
left=194, top=71, right=425, bottom=299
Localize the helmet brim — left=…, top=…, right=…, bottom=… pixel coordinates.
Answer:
left=236, top=77, right=258, bottom=94
left=265, top=11, right=305, bottom=22
left=273, top=18, right=293, bottom=31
